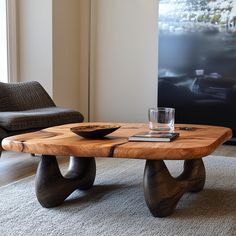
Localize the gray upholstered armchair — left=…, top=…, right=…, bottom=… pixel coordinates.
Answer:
left=0, top=81, right=84, bottom=156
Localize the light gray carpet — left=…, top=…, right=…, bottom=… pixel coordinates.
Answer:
left=0, top=156, right=236, bottom=236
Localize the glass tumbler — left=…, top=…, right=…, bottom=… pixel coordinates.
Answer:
left=148, top=107, right=175, bottom=132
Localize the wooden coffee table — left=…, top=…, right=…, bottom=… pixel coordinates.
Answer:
left=2, top=123, right=232, bottom=217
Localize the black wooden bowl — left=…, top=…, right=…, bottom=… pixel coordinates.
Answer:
left=70, top=124, right=121, bottom=138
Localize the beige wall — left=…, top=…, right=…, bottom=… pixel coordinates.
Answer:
left=90, top=0, right=158, bottom=122
left=17, top=0, right=53, bottom=96
left=52, top=0, right=81, bottom=110
left=77, top=0, right=91, bottom=120
left=16, top=0, right=158, bottom=122
left=17, top=0, right=89, bottom=114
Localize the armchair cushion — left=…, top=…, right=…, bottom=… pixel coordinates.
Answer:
left=0, top=107, right=84, bottom=131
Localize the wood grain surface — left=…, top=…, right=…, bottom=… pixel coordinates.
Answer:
left=2, top=123, right=232, bottom=160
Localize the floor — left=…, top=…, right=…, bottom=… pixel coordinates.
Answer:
left=0, top=144, right=236, bottom=187
left=0, top=151, right=68, bottom=187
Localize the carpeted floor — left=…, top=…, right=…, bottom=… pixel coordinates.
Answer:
left=0, top=156, right=236, bottom=236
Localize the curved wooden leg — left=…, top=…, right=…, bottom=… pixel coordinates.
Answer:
left=143, top=159, right=205, bottom=217
left=35, top=155, right=96, bottom=208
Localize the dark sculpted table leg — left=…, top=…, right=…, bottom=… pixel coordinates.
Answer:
left=35, top=155, right=205, bottom=217
left=143, top=159, right=206, bottom=217
left=35, top=155, right=96, bottom=208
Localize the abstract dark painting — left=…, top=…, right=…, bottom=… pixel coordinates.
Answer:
left=158, top=0, right=236, bottom=138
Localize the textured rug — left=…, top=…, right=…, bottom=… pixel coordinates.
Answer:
left=0, top=156, right=236, bottom=236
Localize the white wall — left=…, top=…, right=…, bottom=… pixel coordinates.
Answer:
left=90, top=0, right=158, bottom=122
left=17, top=0, right=53, bottom=96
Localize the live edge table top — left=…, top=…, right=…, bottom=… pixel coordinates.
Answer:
left=2, top=123, right=232, bottom=160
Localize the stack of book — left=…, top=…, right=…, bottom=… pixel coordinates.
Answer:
left=128, top=132, right=179, bottom=142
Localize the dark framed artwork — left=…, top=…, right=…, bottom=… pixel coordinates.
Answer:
left=158, top=0, right=236, bottom=137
